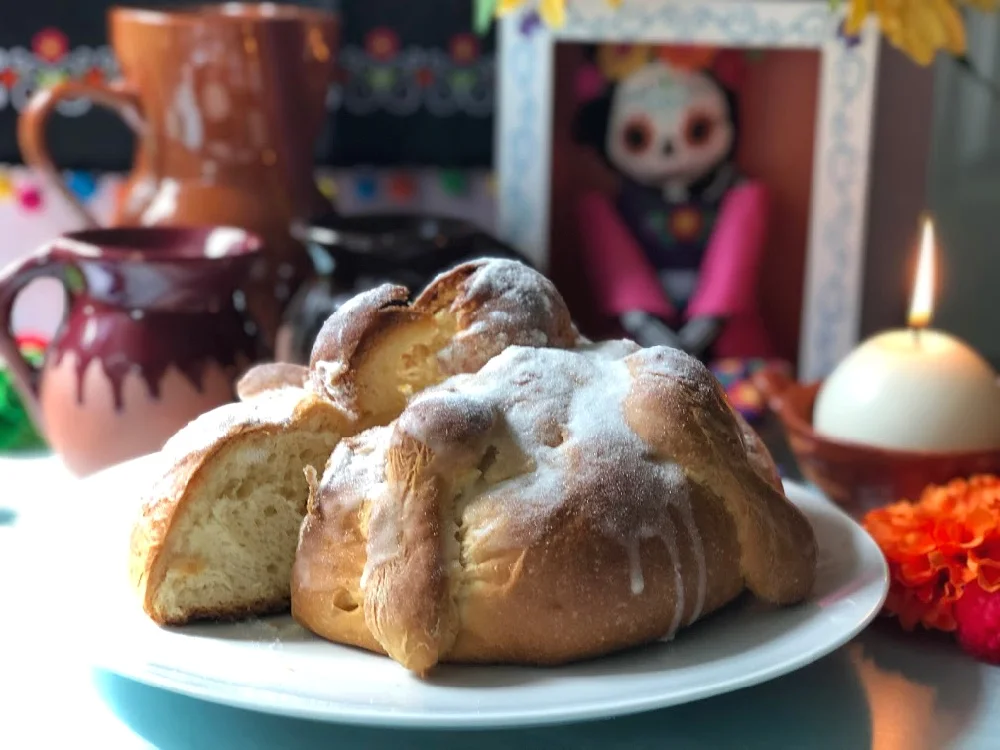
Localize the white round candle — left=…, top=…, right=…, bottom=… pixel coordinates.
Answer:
left=814, top=328, right=1000, bottom=452
left=816, top=218, right=1000, bottom=452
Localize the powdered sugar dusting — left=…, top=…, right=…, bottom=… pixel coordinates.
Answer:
left=320, top=427, right=390, bottom=512
left=631, top=345, right=709, bottom=385
left=159, top=388, right=306, bottom=467
left=396, top=389, right=497, bottom=456
left=325, top=339, right=711, bottom=627
left=436, top=260, right=573, bottom=373
left=225, top=617, right=310, bottom=649
left=463, top=259, right=557, bottom=318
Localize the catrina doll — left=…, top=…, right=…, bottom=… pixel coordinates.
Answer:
left=572, top=47, right=773, bottom=361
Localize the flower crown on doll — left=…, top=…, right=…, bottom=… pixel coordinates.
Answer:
left=575, top=45, right=748, bottom=103
left=571, top=44, right=747, bottom=194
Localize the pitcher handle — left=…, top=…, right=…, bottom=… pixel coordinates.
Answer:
left=18, top=80, right=144, bottom=227
left=0, top=245, right=77, bottom=431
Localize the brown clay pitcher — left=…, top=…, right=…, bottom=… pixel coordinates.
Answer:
left=0, top=226, right=267, bottom=476
left=17, top=4, right=340, bottom=342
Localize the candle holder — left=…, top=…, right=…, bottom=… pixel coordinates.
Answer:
left=754, top=367, right=1000, bottom=517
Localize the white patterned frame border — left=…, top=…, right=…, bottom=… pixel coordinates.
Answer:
left=496, top=0, right=880, bottom=379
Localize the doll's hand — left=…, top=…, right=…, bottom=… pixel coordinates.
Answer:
left=679, top=316, right=724, bottom=359
left=620, top=311, right=683, bottom=349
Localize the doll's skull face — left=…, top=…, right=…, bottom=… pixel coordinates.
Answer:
left=606, top=61, right=734, bottom=187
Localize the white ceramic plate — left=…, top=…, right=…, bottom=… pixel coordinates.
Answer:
left=46, top=454, right=888, bottom=728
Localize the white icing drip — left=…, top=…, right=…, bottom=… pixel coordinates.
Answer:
left=627, top=541, right=645, bottom=595
left=676, top=497, right=707, bottom=625
left=661, top=526, right=686, bottom=638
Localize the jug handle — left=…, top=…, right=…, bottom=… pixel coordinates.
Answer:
left=18, top=80, right=143, bottom=227
left=0, top=244, right=77, bottom=432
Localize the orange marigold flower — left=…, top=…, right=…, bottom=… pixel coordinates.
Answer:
left=863, top=474, right=1000, bottom=633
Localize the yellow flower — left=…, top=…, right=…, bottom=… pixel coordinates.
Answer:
left=497, top=0, right=525, bottom=17
left=496, top=0, right=567, bottom=26
left=495, top=0, right=627, bottom=28
left=597, top=44, right=652, bottom=80
left=845, top=0, right=970, bottom=65
left=540, top=0, right=567, bottom=26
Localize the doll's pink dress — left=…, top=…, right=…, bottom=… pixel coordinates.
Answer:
left=578, top=179, right=773, bottom=359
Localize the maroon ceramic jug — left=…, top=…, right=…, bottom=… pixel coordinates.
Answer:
left=0, top=227, right=267, bottom=476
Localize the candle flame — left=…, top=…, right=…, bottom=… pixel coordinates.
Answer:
left=908, top=217, right=936, bottom=329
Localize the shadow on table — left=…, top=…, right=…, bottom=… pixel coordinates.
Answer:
left=94, top=646, right=872, bottom=750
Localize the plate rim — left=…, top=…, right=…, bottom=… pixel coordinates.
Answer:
left=71, top=456, right=889, bottom=729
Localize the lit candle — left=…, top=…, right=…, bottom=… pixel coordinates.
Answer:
left=813, top=218, right=1000, bottom=452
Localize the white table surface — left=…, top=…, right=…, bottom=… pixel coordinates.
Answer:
left=1, top=453, right=998, bottom=750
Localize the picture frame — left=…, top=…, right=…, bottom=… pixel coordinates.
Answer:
left=495, top=0, right=881, bottom=379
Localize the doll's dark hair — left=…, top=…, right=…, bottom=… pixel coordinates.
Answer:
left=571, top=65, right=740, bottom=194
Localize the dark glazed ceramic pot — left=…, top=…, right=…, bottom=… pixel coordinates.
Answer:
left=0, top=226, right=267, bottom=476
left=277, top=213, right=531, bottom=363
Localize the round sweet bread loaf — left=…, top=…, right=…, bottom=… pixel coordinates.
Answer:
left=292, top=340, right=817, bottom=674
left=130, top=259, right=582, bottom=626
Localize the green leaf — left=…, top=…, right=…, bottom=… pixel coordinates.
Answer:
left=474, top=0, right=498, bottom=35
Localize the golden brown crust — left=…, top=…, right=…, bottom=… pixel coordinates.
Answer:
left=736, top=410, right=784, bottom=490
left=304, top=285, right=424, bottom=417
left=413, top=259, right=582, bottom=374
left=134, top=258, right=581, bottom=628
left=292, top=430, right=387, bottom=655
left=622, top=348, right=816, bottom=604
left=242, top=259, right=581, bottom=423
left=448, top=481, right=744, bottom=665
left=309, top=284, right=414, bottom=369
left=151, top=597, right=293, bottom=626
left=129, top=391, right=348, bottom=625
left=137, top=257, right=816, bottom=670
left=292, top=342, right=817, bottom=674
left=235, top=362, right=309, bottom=400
